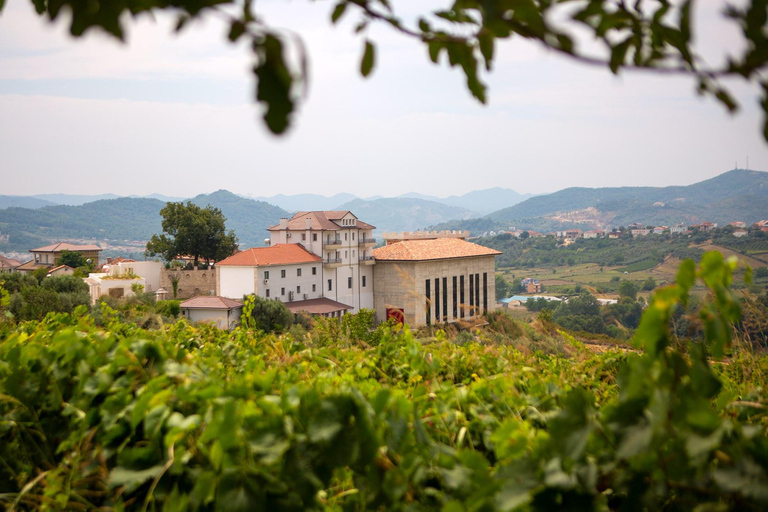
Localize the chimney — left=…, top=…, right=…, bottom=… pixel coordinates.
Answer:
left=279, top=218, right=288, bottom=229
left=305, top=218, right=312, bottom=230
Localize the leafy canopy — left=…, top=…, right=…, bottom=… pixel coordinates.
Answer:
left=11, top=0, right=768, bottom=138
left=145, top=201, right=238, bottom=266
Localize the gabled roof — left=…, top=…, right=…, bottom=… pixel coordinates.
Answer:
left=48, top=265, right=74, bottom=273
left=284, top=298, right=353, bottom=315
left=372, top=238, right=501, bottom=262
left=180, top=296, right=243, bottom=310
left=268, top=211, right=375, bottom=231
left=0, top=255, right=21, bottom=269
left=30, top=242, right=102, bottom=253
left=216, top=244, right=321, bottom=267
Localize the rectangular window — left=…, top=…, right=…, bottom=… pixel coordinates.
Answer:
left=297, top=268, right=302, bottom=277
left=348, top=277, right=352, bottom=289
left=312, top=284, right=316, bottom=292
left=345, top=233, right=348, bottom=241
left=352, top=232, right=355, bottom=240
left=302, top=233, right=306, bottom=241
left=452, top=276, right=457, bottom=319
left=460, top=276, right=465, bottom=318
left=469, top=275, right=474, bottom=316
left=266, top=289, right=270, bottom=298
left=297, top=285, right=301, bottom=293
left=281, top=287, right=285, bottom=296
left=264, top=270, right=269, bottom=280
left=425, top=279, right=431, bottom=325
left=345, top=250, right=348, bottom=258
left=312, top=267, right=316, bottom=275
left=362, top=276, right=366, bottom=287
left=475, top=274, right=480, bottom=313
left=435, top=278, right=440, bottom=321
left=328, top=279, right=332, bottom=291
left=442, top=277, right=448, bottom=320
left=313, top=233, right=317, bottom=241
left=483, top=272, right=488, bottom=313
left=281, top=269, right=286, bottom=278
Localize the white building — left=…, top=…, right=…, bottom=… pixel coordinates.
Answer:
left=84, top=260, right=163, bottom=304
left=267, top=211, right=376, bottom=312
left=180, top=296, right=243, bottom=330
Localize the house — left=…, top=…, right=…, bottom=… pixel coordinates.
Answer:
left=526, top=231, right=545, bottom=238
left=582, top=230, right=599, bottom=239
left=729, top=221, right=747, bottom=229
left=652, top=226, right=668, bottom=234
left=733, top=229, right=748, bottom=237
left=47, top=265, right=75, bottom=277
left=267, top=211, right=376, bottom=312
left=630, top=228, right=651, bottom=237
left=556, top=230, right=568, bottom=239
left=565, top=229, right=582, bottom=241
left=521, top=277, right=542, bottom=293
left=84, top=260, right=163, bottom=304
left=180, top=296, right=243, bottom=330
left=694, top=222, right=718, bottom=231
left=372, top=237, right=501, bottom=326
left=0, top=255, right=21, bottom=273
left=15, top=242, right=102, bottom=274
left=756, top=220, right=768, bottom=228
left=669, top=224, right=686, bottom=234
left=608, top=232, right=621, bottom=239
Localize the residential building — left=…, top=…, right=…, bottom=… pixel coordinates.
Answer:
left=630, top=228, right=651, bottom=237
left=0, top=255, right=21, bottom=273
left=268, top=211, right=376, bottom=312
left=583, top=230, right=599, bottom=239
left=47, top=265, right=75, bottom=277
left=733, top=229, right=748, bottom=237
left=521, top=277, right=542, bottom=293
left=608, top=232, right=620, bottom=239
left=84, top=260, right=163, bottom=304
left=565, top=229, right=582, bottom=241
left=382, top=230, right=468, bottom=244
left=669, top=224, right=686, bottom=234
left=729, top=221, right=747, bottom=229
left=372, top=237, right=501, bottom=326
left=180, top=296, right=243, bottom=330
left=693, top=222, right=718, bottom=231
left=16, top=242, right=102, bottom=274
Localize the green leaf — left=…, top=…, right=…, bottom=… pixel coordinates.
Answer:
left=254, top=34, right=295, bottom=134
left=331, top=2, right=347, bottom=24
left=361, top=40, right=375, bottom=78
left=109, top=465, right=164, bottom=493
left=228, top=21, right=245, bottom=42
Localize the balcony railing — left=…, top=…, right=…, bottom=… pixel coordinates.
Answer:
left=325, top=258, right=342, bottom=264
left=323, top=238, right=343, bottom=248
left=358, top=237, right=376, bottom=245
left=359, top=255, right=375, bottom=262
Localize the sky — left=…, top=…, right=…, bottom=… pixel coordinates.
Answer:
left=0, top=0, right=766, bottom=198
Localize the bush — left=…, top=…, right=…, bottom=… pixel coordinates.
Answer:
left=156, top=300, right=181, bottom=317
left=618, top=280, right=639, bottom=300
left=642, top=276, right=657, bottom=291
left=248, top=295, right=293, bottom=333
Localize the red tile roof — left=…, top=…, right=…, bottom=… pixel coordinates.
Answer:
left=216, top=244, right=321, bottom=267
left=48, top=265, right=74, bottom=273
left=284, top=298, right=353, bottom=315
left=268, top=211, right=375, bottom=231
left=0, top=255, right=21, bottom=269
left=30, top=242, right=102, bottom=253
left=373, top=238, right=501, bottom=261
left=180, top=296, right=243, bottom=309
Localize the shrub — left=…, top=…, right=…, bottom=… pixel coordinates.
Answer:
left=248, top=295, right=293, bottom=333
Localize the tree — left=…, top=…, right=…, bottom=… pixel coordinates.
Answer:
left=495, top=274, right=510, bottom=299
left=248, top=295, right=294, bottom=333
left=642, top=276, right=657, bottom=291
left=13, top=1, right=768, bottom=139
left=519, top=231, right=530, bottom=240
left=618, top=280, right=639, bottom=300
left=146, top=202, right=238, bottom=266
left=57, top=250, right=87, bottom=269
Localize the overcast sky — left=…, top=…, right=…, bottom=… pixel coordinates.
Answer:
left=1, top=0, right=766, bottom=198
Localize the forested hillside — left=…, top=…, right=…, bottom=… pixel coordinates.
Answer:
left=336, top=197, right=476, bottom=232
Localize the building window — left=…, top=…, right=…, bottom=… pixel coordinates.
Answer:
left=435, top=278, right=440, bottom=321
left=328, top=279, right=333, bottom=291
left=264, top=271, right=270, bottom=280
left=302, top=233, right=306, bottom=241
left=475, top=274, right=480, bottom=313
left=483, top=273, right=488, bottom=313
left=348, top=277, right=352, bottom=288
left=352, top=232, right=355, bottom=240
left=362, top=276, right=366, bottom=287
left=460, top=276, right=465, bottom=318
left=312, top=284, right=316, bottom=292
left=425, top=279, right=431, bottom=325
left=297, top=268, right=302, bottom=277
left=297, top=285, right=301, bottom=293
left=345, top=250, right=348, bottom=258
left=469, top=275, right=474, bottom=316
left=281, top=269, right=286, bottom=278
left=266, top=289, right=270, bottom=298
left=345, top=233, right=348, bottom=241
left=313, top=233, right=317, bottom=241
left=452, top=276, right=458, bottom=318
left=443, top=277, right=448, bottom=320
left=281, top=287, right=285, bottom=295
left=312, top=267, right=316, bottom=275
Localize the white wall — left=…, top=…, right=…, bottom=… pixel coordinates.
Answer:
left=261, top=262, right=322, bottom=303
left=219, top=266, right=256, bottom=299
left=116, top=261, right=162, bottom=291
left=184, top=307, right=242, bottom=330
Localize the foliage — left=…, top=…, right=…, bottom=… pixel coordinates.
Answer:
left=525, top=297, right=557, bottom=312
left=618, top=280, right=639, bottom=300
left=57, top=249, right=88, bottom=269
left=146, top=201, right=238, bottom=266
left=495, top=274, right=510, bottom=299
left=247, top=294, right=294, bottom=333
left=642, top=276, right=657, bottom=291
left=552, top=293, right=607, bottom=335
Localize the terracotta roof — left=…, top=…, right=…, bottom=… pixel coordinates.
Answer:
left=180, top=296, right=243, bottom=309
left=48, top=265, right=74, bottom=273
left=284, top=298, right=353, bottom=315
left=268, top=211, right=375, bottom=231
left=30, top=242, right=102, bottom=253
left=373, top=238, right=501, bottom=261
left=14, top=260, right=47, bottom=271
left=216, top=244, right=321, bottom=267
left=0, top=255, right=21, bottom=269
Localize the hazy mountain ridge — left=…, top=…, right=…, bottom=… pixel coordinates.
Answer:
left=0, top=196, right=56, bottom=210
left=336, top=197, right=476, bottom=232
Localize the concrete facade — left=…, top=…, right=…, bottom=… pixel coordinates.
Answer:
left=217, top=261, right=324, bottom=302
left=373, top=255, right=497, bottom=327
left=160, top=268, right=217, bottom=299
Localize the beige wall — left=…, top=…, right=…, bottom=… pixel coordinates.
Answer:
left=182, top=307, right=242, bottom=330
left=373, top=255, right=497, bottom=327
left=161, top=268, right=217, bottom=299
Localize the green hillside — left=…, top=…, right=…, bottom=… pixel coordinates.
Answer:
left=0, top=195, right=56, bottom=210
left=336, top=197, right=475, bottom=232
left=189, top=190, right=289, bottom=248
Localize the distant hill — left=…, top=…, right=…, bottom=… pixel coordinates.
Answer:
left=248, top=193, right=358, bottom=213
left=0, top=198, right=165, bottom=251
left=0, top=196, right=56, bottom=210
left=31, top=193, right=122, bottom=206
left=189, top=190, right=289, bottom=248
left=336, top=197, right=476, bottom=232
left=398, top=188, right=533, bottom=215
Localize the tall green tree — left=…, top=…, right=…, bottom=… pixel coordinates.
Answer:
left=146, top=202, right=238, bottom=266
left=11, top=1, right=768, bottom=139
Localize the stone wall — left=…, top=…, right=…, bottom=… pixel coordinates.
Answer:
left=161, top=268, right=217, bottom=299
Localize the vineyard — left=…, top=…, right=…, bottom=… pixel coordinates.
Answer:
left=0, top=252, right=767, bottom=510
